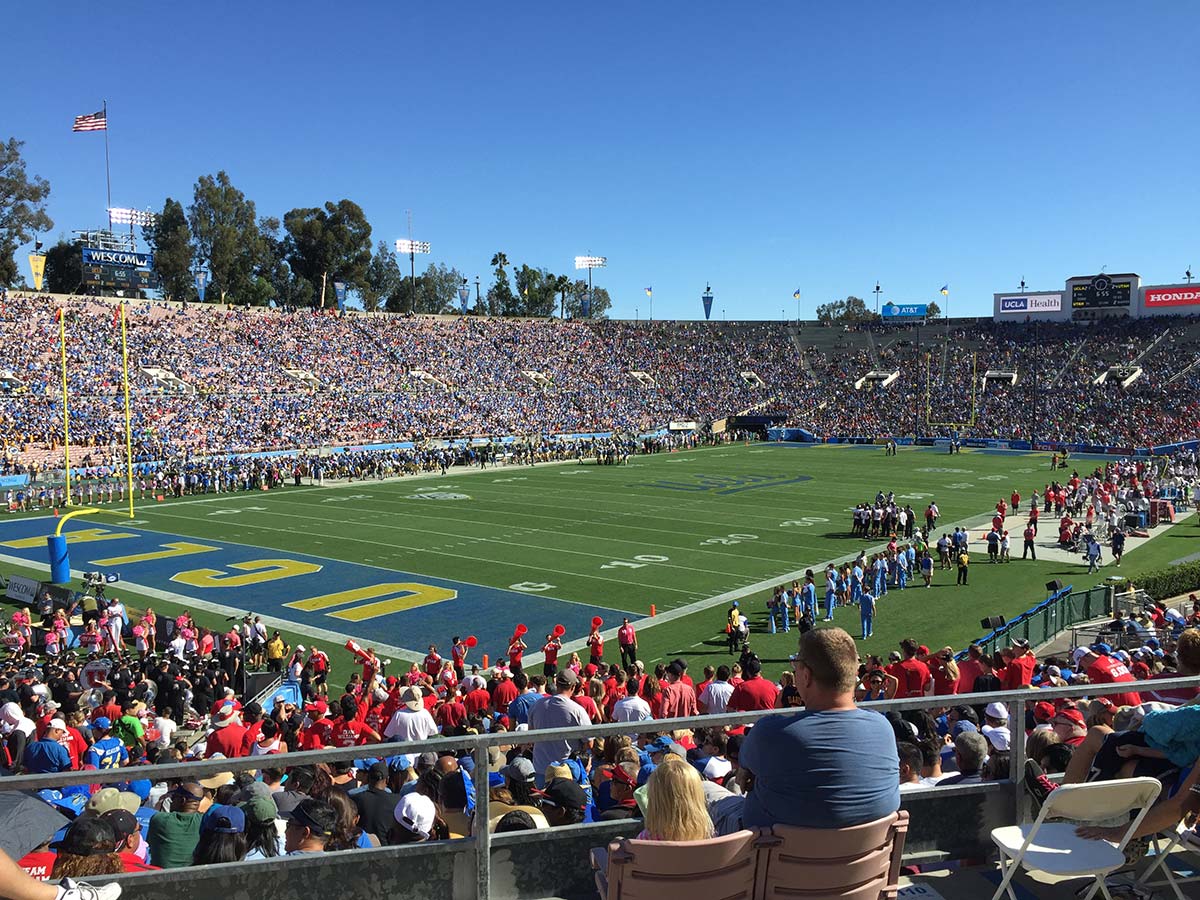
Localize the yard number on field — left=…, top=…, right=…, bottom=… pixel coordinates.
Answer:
left=601, top=555, right=670, bottom=570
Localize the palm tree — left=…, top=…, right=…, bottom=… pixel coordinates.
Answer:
left=490, top=251, right=508, bottom=271
left=554, top=274, right=572, bottom=319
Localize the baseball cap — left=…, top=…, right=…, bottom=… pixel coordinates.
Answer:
left=501, top=757, right=536, bottom=783
left=555, top=670, right=579, bottom=688
left=281, top=799, right=336, bottom=837
left=645, top=736, right=684, bottom=757
left=236, top=781, right=274, bottom=803
left=984, top=702, right=1009, bottom=721
left=544, top=762, right=572, bottom=783
left=399, top=686, right=423, bottom=711
left=1090, top=642, right=1113, bottom=656
left=1055, top=708, right=1086, bottom=727
left=47, top=718, right=67, bottom=732
left=1045, top=665, right=1062, bottom=678
left=303, top=699, right=328, bottom=716
left=1094, top=696, right=1118, bottom=711
left=92, top=717, right=112, bottom=730
left=951, top=721, right=978, bottom=738
left=387, top=754, right=412, bottom=773
left=1072, top=647, right=1090, bottom=665
left=51, top=817, right=117, bottom=855
left=537, top=778, right=587, bottom=810
left=416, top=751, right=438, bottom=769
left=240, top=796, right=279, bottom=824
left=87, top=787, right=141, bottom=815
left=610, top=764, right=637, bottom=788
left=1033, top=701, right=1056, bottom=722
left=202, top=804, right=246, bottom=834
left=394, top=793, right=435, bottom=839
left=982, top=726, right=1011, bottom=751
left=99, top=809, right=139, bottom=842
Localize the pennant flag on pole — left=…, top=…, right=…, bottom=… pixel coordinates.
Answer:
left=940, top=284, right=949, bottom=296
left=72, top=110, right=107, bottom=132
left=644, top=287, right=652, bottom=297
left=28, top=255, right=45, bottom=291
left=793, top=288, right=801, bottom=299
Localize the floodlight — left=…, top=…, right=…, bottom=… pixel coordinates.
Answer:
left=108, top=208, right=157, bottom=228
left=395, top=239, right=431, bottom=255
left=574, top=256, right=607, bottom=270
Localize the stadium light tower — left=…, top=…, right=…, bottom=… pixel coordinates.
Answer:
left=1187, top=268, right=1193, bottom=285
left=395, top=238, right=431, bottom=313
left=574, top=255, right=606, bottom=318
left=873, top=281, right=882, bottom=315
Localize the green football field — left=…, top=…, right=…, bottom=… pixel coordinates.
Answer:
left=1, top=442, right=1193, bottom=679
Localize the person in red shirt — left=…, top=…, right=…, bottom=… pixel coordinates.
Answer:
left=436, top=689, right=469, bottom=732
left=308, top=646, right=330, bottom=687
left=586, top=627, right=604, bottom=667
left=1010, top=490, right=1021, bottom=513
left=659, top=663, right=699, bottom=718
left=726, top=657, right=780, bottom=711
left=507, top=635, right=527, bottom=676
left=1000, top=640, right=1036, bottom=690
left=1053, top=707, right=1088, bottom=747
left=298, top=699, right=334, bottom=751
left=541, top=634, right=562, bottom=678
left=922, top=647, right=959, bottom=696
left=893, top=639, right=931, bottom=699
left=571, top=679, right=601, bottom=722
left=204, top=703, right=249, bottom=758
left=450, top=636, right=468, bottom=681
left=330, top=697, right=380, bottom=747
left=1080, top=645, right=1141, bottom=708
left=239, top=702, right=265, bottom=755
left=617, top=618, right=638, bottom=669
left=491, top=670, right=519, bottom=714
left=423, top=645, right=442, bottom=678
left=464, top=679, right=492, bottom=717
left=954, top=644, right=985, bottom=695
left=94, top=693, right=123, bottom=727
left=209, top=689, right=242, bottom=719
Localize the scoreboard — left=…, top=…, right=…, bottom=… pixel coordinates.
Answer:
left=1070, top=274, right=1134, bottom=309
left=83, top=265, right=157, bottom=292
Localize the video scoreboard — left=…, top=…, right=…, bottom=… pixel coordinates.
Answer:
left=1070, top=274, right=1134, bottom=310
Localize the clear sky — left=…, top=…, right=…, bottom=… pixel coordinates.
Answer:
left=4, top=2, right=1198, bottom=319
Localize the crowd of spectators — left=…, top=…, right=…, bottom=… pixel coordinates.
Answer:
left=3, top=298, right=1197, bottom=484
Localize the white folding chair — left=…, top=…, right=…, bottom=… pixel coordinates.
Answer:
left=1134, top=823, right=1200, bottom=900
left=989, top=776, right=1161, bottom=900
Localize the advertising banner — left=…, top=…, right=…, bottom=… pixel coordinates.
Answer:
left=882, top=303, right=928, bottom=318
left=28, top=254, right=45, bottom=290
left=82, top=247, right=153, bottom=268
left=5, top=574, right=40, bottom=604
left=998, top=293, right=1063, bottom=314
left=1144, top=287, right=1200, bottom=308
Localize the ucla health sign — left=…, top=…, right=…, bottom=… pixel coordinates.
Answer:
left=881, top=303, right=928, bottom=318
left=998, top=293, right=1062, bottom=314
left=81, top=247, right=154, bottom=268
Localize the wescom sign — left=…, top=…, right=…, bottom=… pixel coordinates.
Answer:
left=1144, top=287, right=1200, bottom=308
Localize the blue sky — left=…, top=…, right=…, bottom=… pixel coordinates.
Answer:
left=4, top=2, right=1197, bottom=319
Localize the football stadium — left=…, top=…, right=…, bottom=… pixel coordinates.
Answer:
left=2, top=6, right=1200, bottom=900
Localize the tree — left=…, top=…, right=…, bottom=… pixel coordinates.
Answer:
left=564, top=279, right=612, bottom=319
left=512, top=266, right=558, bottom=317
left=815, top=295, right=877, bottom=324
left=553, top=274, right=572, bottom=318
left=143, top=198, right=193, bottom=301
left=416, top=263, right=466, bottom=314
left=282, top=199, right=373, bottom=307
left=487, top=251, right=516, bottom=316
left=925, top=301, right=942, bottom=320
left=364, top=240, right=403, bottom=312
left=0, top=138, right=53, bottom=287
left=188, top=171, right=266, bottom=303
left=42, top=240, right=83, bottom=294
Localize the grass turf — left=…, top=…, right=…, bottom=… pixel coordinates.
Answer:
left=3, top=443, right=1191, bottom=681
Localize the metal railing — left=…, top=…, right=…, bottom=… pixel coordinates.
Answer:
left=960, top=584, right=1110, bottom=658
left=5, top=675, right=1199, bottom=899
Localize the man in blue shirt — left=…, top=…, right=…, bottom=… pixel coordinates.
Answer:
left=83, top=717, right=128, bottom=770
left=24, top=718, right=72, bottom=774
left=741, top=628, right=899, bottom=829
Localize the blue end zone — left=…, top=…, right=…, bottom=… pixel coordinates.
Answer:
left=0, top=517, right=632, bottom=660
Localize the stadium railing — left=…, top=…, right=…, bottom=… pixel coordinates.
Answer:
left=959, top=583, right=1112, bottom=658
left=5, top=675, right=1199, bottom=900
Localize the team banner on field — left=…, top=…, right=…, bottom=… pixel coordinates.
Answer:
left=702, top=293, right=713, bottom=320
left=194, top=271, right=208, bottom=303
left=28, top=255, right=45, bottom=290
left=333, top=281, right=347, bottom=313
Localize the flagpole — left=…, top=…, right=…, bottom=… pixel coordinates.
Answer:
left=119, top=302, right=135, bottom=519
left=103, top=100, right=112, bottom=213
left=58, top=311, right=73, bottom=506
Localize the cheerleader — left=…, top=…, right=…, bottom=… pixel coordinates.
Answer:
left=438, top=659, right=459, bottom=694
left=78, top=621, right=102, bottom=654
left=10, top=607, right=32, bottom=646
left=132, top=618, right=149, bottom=660
left=3, top=623, right=25, bottom=659
left=42, top=625, right=60, bottom=659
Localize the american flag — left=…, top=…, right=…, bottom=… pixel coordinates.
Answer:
left=73, top=110, right=107, bottom=132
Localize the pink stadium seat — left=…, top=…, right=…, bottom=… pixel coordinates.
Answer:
left=754, top=810, right=910, bottom=900
left=593, top=829, right=760, bottom=900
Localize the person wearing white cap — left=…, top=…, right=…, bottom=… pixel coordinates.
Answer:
left=392, top=792, right=441, bottom=843
left=383, top=686, right=438, bottom=742
left=981, top=702, right=1011, bottom=753
left=1, top=700, right=36, bottom=769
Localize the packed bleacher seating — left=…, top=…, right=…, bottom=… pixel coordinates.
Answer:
left=3, top=297, right=1197, bottom=476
